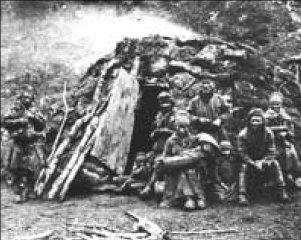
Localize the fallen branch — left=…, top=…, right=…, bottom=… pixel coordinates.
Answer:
left=69, top=227, right=148, bottom=240
left=169, top=228, right=239, bottom=235
left=66, top=222, right=118, bottom=232
left=13, top=230, right=53, bottom=240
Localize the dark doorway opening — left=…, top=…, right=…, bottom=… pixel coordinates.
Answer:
left=124, top=85, right=166, bottom=174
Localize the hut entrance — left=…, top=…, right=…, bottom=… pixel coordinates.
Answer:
left=124, top=85, right=166, bottom=174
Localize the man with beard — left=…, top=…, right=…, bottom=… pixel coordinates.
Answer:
left=237, top=108, right=289, bottom=206
left=2, top=90, right=46, bottom=203
left=188, top=79, right=228, bottom=140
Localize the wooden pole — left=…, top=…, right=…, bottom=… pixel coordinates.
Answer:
left=13, top=230, right=53, bottom=240
left=58, top=128, right=97, bottom=201
left=34, top=112, right=94, bottom=197
left=47, top=116, right=97, bottom=200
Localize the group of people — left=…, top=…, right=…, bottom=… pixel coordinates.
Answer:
left=1, top=78, right=301, bottom=209
left=119, top=79, right=301, bottom=210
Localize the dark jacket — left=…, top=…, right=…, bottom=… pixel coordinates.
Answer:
left=237, top=109, right=276, bottom=163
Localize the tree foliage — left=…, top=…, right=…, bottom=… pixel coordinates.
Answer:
left=159, top=1, right=299, bottom=54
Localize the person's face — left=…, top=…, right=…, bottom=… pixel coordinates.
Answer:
left=135, top=156, right=146, bottom=167
left=21, top=96, right=32, bottom=108
left=270, top=102, right=281, bottom=114
left=223, top=95, right=233, bottom=111
left=176, top=124, right=188, bottom=136
left=199, top=80, right=214, bottom=96
left=249, top=116, right=263, bottom=130
left=160, top=103, right=172, bottom=112
left=222, top=149, right=231, bottom=156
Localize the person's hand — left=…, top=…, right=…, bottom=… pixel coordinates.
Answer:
left=199, top=117, right=210, bottom=123
left=254, top=161, right=263, bottom=171
left=220, top=182, right=229, bottom=191
left=25, top=110, right=34, bottom=119
left=279, top=131, right=288, bottom=138
left=212, top=118, right=222, bottom=127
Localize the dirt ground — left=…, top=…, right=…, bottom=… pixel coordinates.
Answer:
left=1, top=184, right=301, bottom=240
left=1, top=2, right=301, bottom=240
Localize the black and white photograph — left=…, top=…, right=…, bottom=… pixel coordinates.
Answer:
left=1, top=1, right=301, bottom=239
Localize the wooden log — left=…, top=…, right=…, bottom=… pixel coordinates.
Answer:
left=34, top=112, right=94, bottom=197
left=66, top=222, right=117, bottom=232
left=92, top=59, right=119, bottom=107
left=91, top=57, right=140, bottom=175
left=79, top=168, right=103, bottom=184
left=169, top=60, right=231, bottom=81
left=176, top=35, right=236, bottom=49
left=73, top=233, right=94, bottom=240
left=69, top=227, right=148, bottom=240
left=47, top=117, right=97, bottom=200
left=170, top=229, right=239, bottom=235
left=49, top=81, right=71, bottom=162
left=69, top=227, right=115, bottom=238
left=35, top=57, right=116, bottom=197
left=82, top=162, right=106, bottom=176
left=13, top=230, right=53, bottom=240
left=125, top=211, right=167, bottom=239
left=58, top=130, right=97, bottom=201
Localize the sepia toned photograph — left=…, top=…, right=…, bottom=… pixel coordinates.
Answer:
left=1, top=1, right=301, bottom=240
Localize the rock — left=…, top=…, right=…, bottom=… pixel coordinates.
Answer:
left=191, top=44, right=223, bottom=66
left=170, top=46, right=198, bottom=61
left=148, top=56, right=169, bottom=77
left=223, top=48, right=247, bottom=60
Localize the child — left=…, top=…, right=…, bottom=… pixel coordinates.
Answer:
left=119, top=152, right=151, bottom=194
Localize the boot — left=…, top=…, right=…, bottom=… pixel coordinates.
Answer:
left=139, top=186, right=152, bottom=199
left=196, top=198, right=207, bottom=210
left=14, top=194, right=24, bottom=204
left=159, top=200, right=173, bottom=209
left=278, top=187, right=290, bottom=203
left=295, top=177, right=301, bottom=189
left=184, top=197, right=196, bottom=211
left=238, top=194, right=249, bottom=206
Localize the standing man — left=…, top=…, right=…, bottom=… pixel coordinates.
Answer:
left=2, top=90, right=46, bottom=203
left=237, top=108, right=289, bottom=206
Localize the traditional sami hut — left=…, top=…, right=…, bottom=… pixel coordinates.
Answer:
left=34, top=35, right=301, bottom=201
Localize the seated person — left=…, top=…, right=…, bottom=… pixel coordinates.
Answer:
left=208, top=140, right=239, bottom=202
left=237, top=108, right=290, bottom=206
left=265, top=92, right=301, bottom=188
left=188, top=78, right=228, bottom=141
left=119, top=152, right=152, bottom=194
left=157, top=112, right=206, bottom=211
